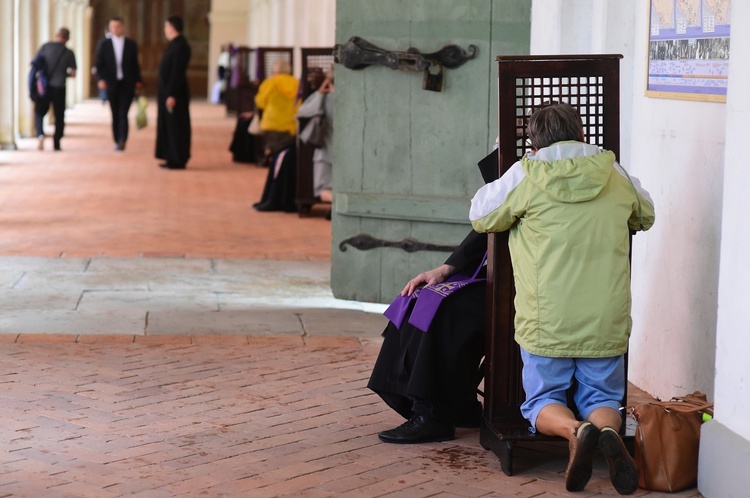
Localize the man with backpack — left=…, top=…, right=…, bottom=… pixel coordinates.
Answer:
left=32, top=27, right=77, bottom=151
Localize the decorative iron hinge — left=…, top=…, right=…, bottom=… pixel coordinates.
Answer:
left=339, top=234, right=457, bottom=253
left=333, top=36, right=477, bottom=92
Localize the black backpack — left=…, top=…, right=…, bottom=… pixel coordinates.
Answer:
left=28, top=53, right=49, bottom=102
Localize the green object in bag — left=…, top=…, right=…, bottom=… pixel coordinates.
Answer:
left=135, top=96, right=148, bottom=130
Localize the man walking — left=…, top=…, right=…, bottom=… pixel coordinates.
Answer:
left=34, top=27, right=77, bottom=151
left=94, top=16, right=142, bottom=151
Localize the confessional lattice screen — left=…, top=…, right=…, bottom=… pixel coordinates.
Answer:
left=512, top=76, right=607, bottom=159
left=261, top=50, right=292, bottom=80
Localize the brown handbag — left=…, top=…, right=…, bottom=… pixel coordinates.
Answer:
left=630, top=392, right=714, bottom=492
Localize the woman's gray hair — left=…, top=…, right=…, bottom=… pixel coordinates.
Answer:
left=527, top=103, right=584, bottom=150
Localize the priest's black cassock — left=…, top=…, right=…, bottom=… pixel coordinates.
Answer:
left=367, top=229, right=488, bottom=424
left=368, top=150, right=500, bottom=425
left=155, top=34, right=191, bottom=168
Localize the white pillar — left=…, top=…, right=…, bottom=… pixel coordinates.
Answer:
left=0, top=0, right=16, bottom=149
left=207, top=0, right=250, bottom=99
left=13, top=0, right=37, bottom=138
left=69, top=1, right=87, bottom=104
left=699, top=0, right=750, bottom=494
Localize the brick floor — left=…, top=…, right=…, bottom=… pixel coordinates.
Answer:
left=0, top=99, right=331, bottom=260
left=0, top=338, right=703, bottom=497
left=0, top=102, right=705, bottom=496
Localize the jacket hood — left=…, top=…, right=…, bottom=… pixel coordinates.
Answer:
left=273, top=74, right=300, bottom=99
left=521, top=141, right=615, bottom=203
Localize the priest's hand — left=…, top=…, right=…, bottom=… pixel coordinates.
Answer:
left=166, top=96, right=176, bottom=110
left=401, top=264, right=456, bottom=297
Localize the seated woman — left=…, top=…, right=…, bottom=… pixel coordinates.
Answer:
left=254, top=59, right=299, bottom=165
left=296, top=66, right=334, bottom=204
left=368, top=230, right=491, bottom=446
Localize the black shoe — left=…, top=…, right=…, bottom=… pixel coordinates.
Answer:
left=115, top=141, right=125, bottom=151
left=455, top=401, right=483, bottom=428
left=254, top=202, right=281, bottom=212
left=53, top=141, right=61, bottom=151
left=159, top=162, right=185, bottom=170
left=378, top=415, right=455, bottom=444
left=565, top=422, right=600, bottom=492
left=599, top=427, right=639, bottom=495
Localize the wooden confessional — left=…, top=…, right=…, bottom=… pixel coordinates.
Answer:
left=480, top=54, right=630, bottom=476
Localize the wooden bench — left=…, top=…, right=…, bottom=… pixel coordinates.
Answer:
left=479, top=54, right=631, bottom=476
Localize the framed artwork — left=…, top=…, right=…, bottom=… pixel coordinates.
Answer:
left=646, top=0, right=731, bottom=102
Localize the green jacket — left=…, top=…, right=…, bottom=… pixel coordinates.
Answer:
left=470, top=141, right=655, bottom=357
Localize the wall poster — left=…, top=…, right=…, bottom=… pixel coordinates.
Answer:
left=646, top=0, right=731, bottom=102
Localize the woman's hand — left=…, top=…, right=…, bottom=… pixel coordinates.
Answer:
left=400, top=264, right=456, bottom=296
left=317, top=78, right=334, bottom=94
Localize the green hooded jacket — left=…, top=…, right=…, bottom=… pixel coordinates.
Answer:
left=470, top=141, right=655, bottom=358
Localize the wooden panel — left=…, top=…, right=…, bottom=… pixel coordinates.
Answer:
left=331, top=0, right=532, bottom=302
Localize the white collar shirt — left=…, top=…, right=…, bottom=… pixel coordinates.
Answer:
left=111, top=35, right=125, bottom=80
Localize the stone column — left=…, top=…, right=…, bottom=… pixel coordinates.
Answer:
left=0, top=0, right=16, bottom=149
left=14, top=0, right=38, bottom=138
left=79, top=4, right=93, bottom=101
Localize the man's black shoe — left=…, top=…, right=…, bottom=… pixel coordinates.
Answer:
left=378, top=415, right=455, bottom=444
left=159, top=162, right=185, bottom=170
left=115, top=141, right=125, bottom=151
left=254, top=202, right=281, bottom=212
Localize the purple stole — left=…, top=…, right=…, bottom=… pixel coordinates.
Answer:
left=383, top=253, right=486, bottom=332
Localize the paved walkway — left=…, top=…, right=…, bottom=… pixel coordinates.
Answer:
left=0, top=101, right=699, bottom=497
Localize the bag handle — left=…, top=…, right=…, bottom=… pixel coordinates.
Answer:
left=628, top=391, right=714, bottom=416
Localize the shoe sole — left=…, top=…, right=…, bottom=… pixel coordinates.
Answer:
left=600, top=429, right=639, bottom=495
left=565, top=423, right=599, bottom=492
left=377, top=432, right=454, bottom=444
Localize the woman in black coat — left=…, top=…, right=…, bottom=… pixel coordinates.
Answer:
left=155, top=15, right=191, bottom=170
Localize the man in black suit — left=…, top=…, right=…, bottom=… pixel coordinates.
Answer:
left=95, top=16, right=142, bottom=151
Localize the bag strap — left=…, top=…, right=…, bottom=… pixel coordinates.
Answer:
left=651, top=400, right=714, bottom=413
left=628, top=390, right=714, bottom=416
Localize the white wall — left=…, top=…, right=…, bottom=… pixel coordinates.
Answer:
left=627, top=1, right=724, bottom=400
left=246, top=0, right=335, bottom=79
left=531, top=0, right=722, bottom=400
left=208, top=0, right=250, bottom=96
left=207, top=0, right=336, bottom=96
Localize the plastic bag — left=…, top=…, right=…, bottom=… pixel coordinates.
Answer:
left=135, top=96, right=148, bottom=130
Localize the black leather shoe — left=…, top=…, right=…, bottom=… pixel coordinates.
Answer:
left=378, top=415, right=455, bottom=444
left=115, top=141, right=125, bottom=151
left=159, top=162, right=185, bottom=170
left=254, top=202, right=281, bottom=212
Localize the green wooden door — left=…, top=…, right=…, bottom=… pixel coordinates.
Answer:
left=331, top=0, right=531, bottom=303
